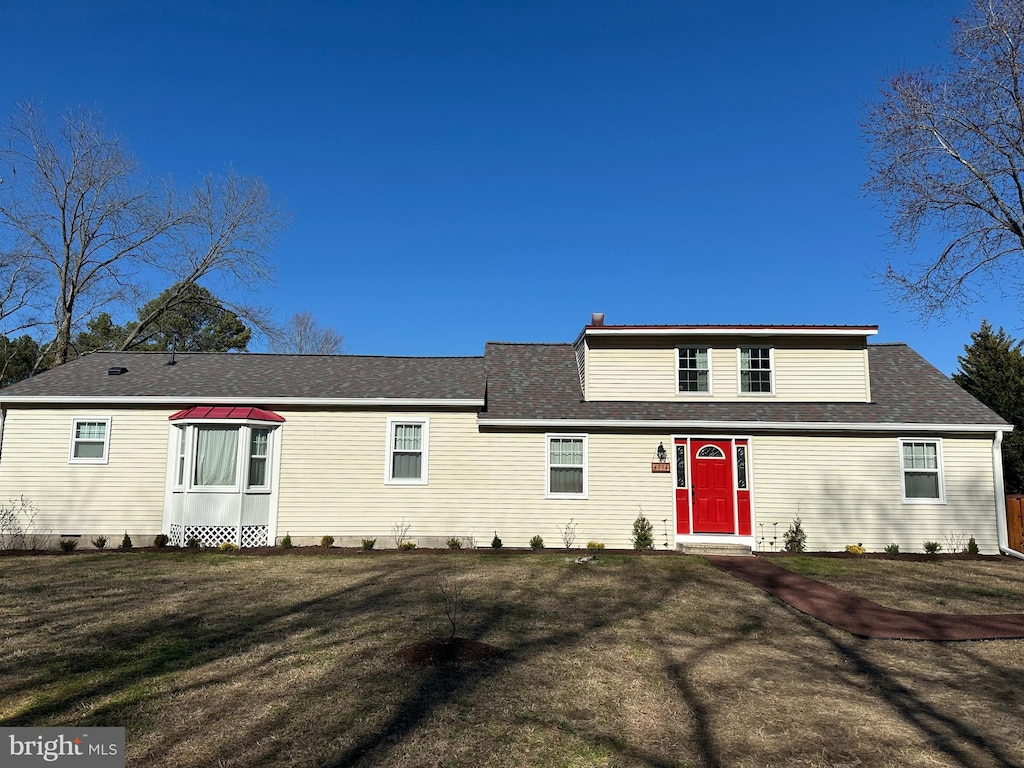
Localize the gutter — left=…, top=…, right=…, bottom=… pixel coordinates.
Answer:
left=994, top=430, right=1024, bottom=560
left=477, top=417, right=1011, bottom=434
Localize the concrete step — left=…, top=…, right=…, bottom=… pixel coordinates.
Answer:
left=677, top=542, right=753, bottom=557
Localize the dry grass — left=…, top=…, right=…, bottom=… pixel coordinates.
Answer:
left=0, top=551, right=1023, bottom=768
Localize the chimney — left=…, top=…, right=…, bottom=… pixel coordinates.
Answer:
left=590, top=312, right=605, bottom=327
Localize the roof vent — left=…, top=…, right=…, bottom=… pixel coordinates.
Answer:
left=107, top=366, right=128, bottom=376
left=590, top=312, right=605, bottom=327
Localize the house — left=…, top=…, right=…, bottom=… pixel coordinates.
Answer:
left=0, top=317, right=1016, bottom=555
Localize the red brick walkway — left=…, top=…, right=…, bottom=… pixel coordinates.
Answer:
left=705, top=555, right=1024, bottom=641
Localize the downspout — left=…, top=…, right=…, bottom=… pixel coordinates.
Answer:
left=994, top=430, right=1024, bottom=560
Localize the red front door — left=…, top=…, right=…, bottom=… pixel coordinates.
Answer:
left=691, top=440, right=735, bottom=534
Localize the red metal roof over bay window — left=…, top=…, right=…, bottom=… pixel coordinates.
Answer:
left=168, top=406, right=285, bottom=422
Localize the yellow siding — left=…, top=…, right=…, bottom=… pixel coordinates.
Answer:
left=750, top=435, right=999, bottom=553
left=0, top=407, right=170, bottom=539
left=0, top=406, right=1000, bottom=554
left=584, top=337, right=869, bottom=402
left=276, top=411, right=675, bottom=549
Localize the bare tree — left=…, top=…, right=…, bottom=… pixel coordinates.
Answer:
left=269, top=311, right=344, bottom=354
left=0, top=102, right=285, bottom=365
left=864, top=0, right=1024, bottom=318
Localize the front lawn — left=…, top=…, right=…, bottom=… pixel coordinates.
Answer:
left=1, top=551, right=1022, bottom=767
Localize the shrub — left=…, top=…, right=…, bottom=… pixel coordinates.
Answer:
left=0, top=495, right=41, bottom=550
left=967, top=536, right=980, bottom=555
left=586, top=541, right=605, bottom=551
left=884, top=542, right=900, bottom=555
left=280, top=533, right=293, bottom=549
left=58, top=538, right=78, bottom=552
left=845, top=544, right=866, bottom=555
left=118, top=532, right=133, bottom=551
left=398, top=540, right=417, bottom=551
left=186, top=536, right=201, bottom=550
left=446, top=537, right=463, bottom=550
left=391, top=519, right=412, bottom=549
left=361, top=538, right=376, bottom=550
left=631, top=514, right=654, bottom=550
left=91, top=535, right=108, bottom=550
left=491, top=532, right=502, bottom=549
left=529, top=535, right=545, bottom=550
left=923, top=541, right=942, bottom=554
left=320, top=535, right=335, bottom=548
left=218, top=542, right=238, bottom=552
left=153, top=534, right=170, bottom=549
left=557, top=519, right=578, bottom=549
left=783, top=517, right=807, bottom=553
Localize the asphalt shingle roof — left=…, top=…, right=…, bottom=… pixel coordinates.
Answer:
left=0, top=342, right=1008, bottom=428
left=0, top=351, right=486, bottom=401
left=480, top=342, right=1009, bottom=427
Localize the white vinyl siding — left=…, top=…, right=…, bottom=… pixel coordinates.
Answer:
left=69, top=417, right=111, bottom=464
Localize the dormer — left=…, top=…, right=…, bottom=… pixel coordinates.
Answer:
left=574, top=317, right=879, bottom=403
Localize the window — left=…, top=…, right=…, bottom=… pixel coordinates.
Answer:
left=171, top=422, right=278, bottom=492
left=678, top=347, right=710, bottom=393
left=248, top=428, right=270, bottom=489
left=194, top=426, right=239, bottom=487
left=675, top=444, right=687, bottom=488
left=70, top=418, right=110, bottom=464
left=174, top=426, right=187, bottom=487
left=736, top=445, right=748, bottom=489
left=386, top=419, right=429, bottom=484
left=740, top=347, right=773, bottom=393
left=696, top=444, right=725, bottom=459
left=900, top=439, right=945, bottom=502
left=547, top=435, right=587, bottom=497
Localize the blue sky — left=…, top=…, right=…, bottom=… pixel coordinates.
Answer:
left=2, top=0, right=1016, bottom=374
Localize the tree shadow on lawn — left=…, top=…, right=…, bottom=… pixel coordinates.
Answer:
left=140, top=555, right=730, bottom=767
left=0, top=557, right=440, bottom=727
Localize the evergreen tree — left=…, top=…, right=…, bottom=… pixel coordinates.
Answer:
left=70, top=285, right=250, bottom=356
left=0, top=335, right=42, bottom=387
left=953, top=321, right=1024, bottom=493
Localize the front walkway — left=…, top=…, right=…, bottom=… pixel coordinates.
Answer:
left=705, top=555, right=1024, bottom=641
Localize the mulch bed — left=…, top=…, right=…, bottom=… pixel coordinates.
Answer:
left=394, top=637, right=503, bottom=666
left=706, top=555, right=1024, bottom=641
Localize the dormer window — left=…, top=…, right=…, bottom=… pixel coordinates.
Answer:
left=678, top=347, right=710, bottom=393
left=740, top=347, right=773, bottom=394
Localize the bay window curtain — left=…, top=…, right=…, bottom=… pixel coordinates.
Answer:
left=194, top=427, right=239, bottom=486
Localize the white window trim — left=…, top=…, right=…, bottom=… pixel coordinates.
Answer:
left=172, top=425, right=188, bottom=490
left=899, top=437, right=946, bottom=504
left=385, top=417, right=430, bottom=486
left=676, top=346, right=713, bottom=396
left=737, top=346, right=775, bottom=396
left=245, top=427, right=274, bottom=493
left=546, top=433, right=589, bottom=499
left=69, top=417, right=111, bottom=465
left=171, top=420, right=279, bottom=494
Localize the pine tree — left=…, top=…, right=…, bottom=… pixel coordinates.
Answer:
left=953, top=321, right=1024, bottom=493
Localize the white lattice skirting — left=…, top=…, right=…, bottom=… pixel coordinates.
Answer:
left=178, top=525, right=269, bottom=548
